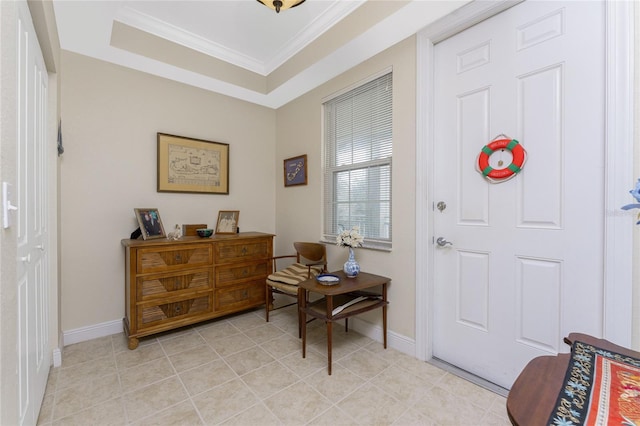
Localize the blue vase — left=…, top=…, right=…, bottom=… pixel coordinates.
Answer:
left=343, top=247, right=360, bottom=278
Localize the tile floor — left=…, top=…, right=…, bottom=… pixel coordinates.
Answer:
left=37, top=305, right=511, bottom=425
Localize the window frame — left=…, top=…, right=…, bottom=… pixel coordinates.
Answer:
left=321, top=69, right=393, bottom=251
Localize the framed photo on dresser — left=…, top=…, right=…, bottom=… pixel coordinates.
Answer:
left=215, top=210, right=239, bottom=234
left=134, top=208, right=166, bottom=240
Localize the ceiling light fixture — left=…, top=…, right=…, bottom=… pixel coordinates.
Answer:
left=257, top=0, right=306, bottom=14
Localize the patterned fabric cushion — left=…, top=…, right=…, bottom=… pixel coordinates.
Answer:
left=267, top=281, right=299, bottom=295
left=547, top=340, right=640, bottom=425
left=267, top=263, right=323, bottom=287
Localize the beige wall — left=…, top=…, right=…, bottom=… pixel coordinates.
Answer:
left=274, top=37, right=417, bottom=339
left=273, top=4, right=640, bottom=344
left=58, top=3, right=640, bottom=346
left=59, top=51, right=276, bottom=331
left=0, top=1, right=635, bottom=423
left=59, top=35, right=420, bottom=341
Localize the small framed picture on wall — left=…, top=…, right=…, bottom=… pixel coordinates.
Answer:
left=283, top=154, right=307, bottom=187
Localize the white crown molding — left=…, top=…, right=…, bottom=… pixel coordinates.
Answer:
left=54, top=0, right=471, bottom=109
left=114, top=1, right=365, bottom=76
left=265, top=0, right=469, bottom=108
left=264, top=0, right=365, bottom=74
left=114, top=5, right=265, bottom=74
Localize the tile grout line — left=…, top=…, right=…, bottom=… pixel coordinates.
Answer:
left=40, top=306, right=512, bottom=425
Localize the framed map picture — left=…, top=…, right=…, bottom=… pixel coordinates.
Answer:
left=283, top=154, right=307, bottom=187
left=157, top=133, right=229, bottom=194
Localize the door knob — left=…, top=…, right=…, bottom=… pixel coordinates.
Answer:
left=436, top=237, right=453, bottom=247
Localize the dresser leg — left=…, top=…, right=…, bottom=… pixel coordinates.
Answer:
left=128, top=337, right=139, bottom=350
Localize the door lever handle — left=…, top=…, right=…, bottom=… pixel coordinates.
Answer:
left=436, top=237, right=453, bottom=247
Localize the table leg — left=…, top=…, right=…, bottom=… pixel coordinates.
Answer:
left=327, top=320, right=333, bottom=375
left=327, top=295, right=333, bottom=375
left=383, top=283, right=387, bottom=349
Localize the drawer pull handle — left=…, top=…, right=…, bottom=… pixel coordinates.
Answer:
left=175, top=306, right=181, bottom=313
left=175, top=254, right=182, bottom=261
left=243, top=269, right=248, bottom=276
left=241, top=247, right=247, bottom=255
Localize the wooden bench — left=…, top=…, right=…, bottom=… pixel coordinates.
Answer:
left=507, top=332, right=640, bottom=425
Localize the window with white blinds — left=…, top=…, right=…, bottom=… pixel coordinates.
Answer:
left=323, top=72, right=392, bottom=249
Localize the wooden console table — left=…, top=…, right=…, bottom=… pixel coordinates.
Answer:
left=298, top=271, right=390, bottom=374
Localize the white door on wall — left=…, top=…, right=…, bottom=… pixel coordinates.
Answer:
left=16, top=1, right=51, bottom=423
left=432, top=0, right=605, bottom=389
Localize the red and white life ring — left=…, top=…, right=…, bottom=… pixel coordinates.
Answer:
left=476, top=138, right=527, bottom=183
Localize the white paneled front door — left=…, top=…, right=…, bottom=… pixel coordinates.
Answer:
left=16, top=1, right=50, bottom=423
left=432, top=0, right=605, bottom=389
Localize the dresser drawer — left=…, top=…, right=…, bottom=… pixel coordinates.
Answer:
left=215, top=238, right=271, bottom=263
left=214, top=281, right=265, bottom=312
left=137, top=244, right=212, bottom=274
left=137, top=268, right=213, bottom=300
left=214, top=260, right=269, bottom=288
left=137, top=293, right=212, bottom=329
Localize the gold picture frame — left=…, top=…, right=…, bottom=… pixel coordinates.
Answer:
left=283, top=154, right=307, bottom=187
left=215, top=210, right=239, bottom=234
left=157, top=133, right=229, bottom=194
left=134, top=208, right=166, bottom=240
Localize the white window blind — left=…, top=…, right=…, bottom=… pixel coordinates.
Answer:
left=323, top=72, right=392, bottom=249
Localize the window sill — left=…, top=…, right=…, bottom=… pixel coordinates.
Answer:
left=319, top=239, right=392, bottom=252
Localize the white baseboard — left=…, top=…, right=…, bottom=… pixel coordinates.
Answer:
left=349, top=316, right=416, bottom=357
left=60, top=317, right=417, bottom=360
left=63, top=319, right=123, bottom=346
left=51, top=332, right=64, bottom=367
left=52, top=348, right=62, bottom=367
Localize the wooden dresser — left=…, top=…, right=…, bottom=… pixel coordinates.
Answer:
left=121, top=232, right=273, bottom=349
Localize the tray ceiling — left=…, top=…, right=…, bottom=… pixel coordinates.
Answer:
left=53, top=0, right=468, bottom=108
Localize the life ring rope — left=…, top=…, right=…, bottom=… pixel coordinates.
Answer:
left=477, top=137, right=526, bottom=182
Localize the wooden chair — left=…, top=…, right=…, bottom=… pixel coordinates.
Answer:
left=265, top=242, right=327, bottom=335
